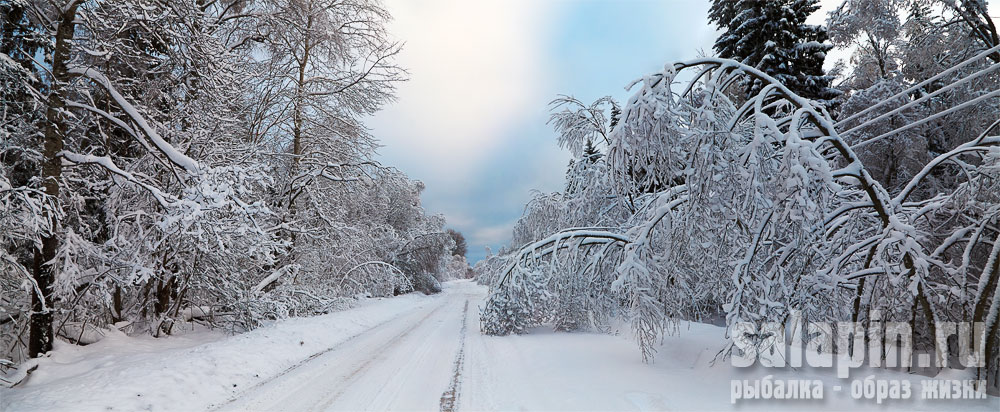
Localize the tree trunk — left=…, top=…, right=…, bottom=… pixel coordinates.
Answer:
left=284, top=13, right=314, bottom=260
left=973, top=232, right=1000, bottom=393
left=30, top=2, right=80, bottom=358
left=288, top=13, right=313, bottom=212
left=972, top=233, right=1000, bottom=324
left=111, top=286, right=123, bottom=323
left=154, top=276, right=175, bottom=316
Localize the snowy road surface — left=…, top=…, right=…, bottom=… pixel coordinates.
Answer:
left=3, top=280, right=998, bottom=411
left=215, top=283, right=476, bottom=411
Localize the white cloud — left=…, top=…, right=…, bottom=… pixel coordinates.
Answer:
left=371, top=0, right=559, bottom=187
left=469, top=223, right=517, bottom=250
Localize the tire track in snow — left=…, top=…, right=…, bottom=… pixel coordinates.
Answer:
left=310, top=301, right=450, bottom=410
left=439, top=299, right=469, bottom=412
left=209, top=299, right=446, bottom=411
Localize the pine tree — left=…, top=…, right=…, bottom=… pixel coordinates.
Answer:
left=609, top=103, right=622, bottom=131
left=709, top=0, right=839, bottom=102
left=582, top=139, right=602, bottom=163
left=707, top=0, right=738, bottom=30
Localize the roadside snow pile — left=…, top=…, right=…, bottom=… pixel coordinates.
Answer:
left=0, top=292, right=440, bottom=412
left=461, top=322, right=999, bottom=411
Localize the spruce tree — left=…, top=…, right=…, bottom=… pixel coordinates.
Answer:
left=582, top=139, right=602, bottom=163
left=609, top=103, right=622, bottom=131
left=709, top=0, right=839, bottom=102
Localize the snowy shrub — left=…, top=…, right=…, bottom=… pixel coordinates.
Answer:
left=480, top=269, right=553, bottom=335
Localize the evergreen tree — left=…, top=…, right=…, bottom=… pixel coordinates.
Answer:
left=1, top=1, right=49, bottom=189
left=707, top=0, right=738, bottom=30
left=709, top=0, right=839, bottom=102
left=609, top=102, right=622, bottom=131
left=582, top=139, right=602, bottom=163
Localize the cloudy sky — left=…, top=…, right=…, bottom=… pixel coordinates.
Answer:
left=369, top=0, right=722, bottom=263
left=368, top=0, right=999, bottom=264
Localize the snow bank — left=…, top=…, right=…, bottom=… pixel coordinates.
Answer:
left=0, top=292, right=440, bottom=412
left=461, top=321, right=999, bottom=411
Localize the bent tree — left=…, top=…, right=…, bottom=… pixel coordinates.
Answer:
left=478, top=56, right=1000, bottom=389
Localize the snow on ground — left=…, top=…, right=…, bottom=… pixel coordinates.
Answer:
left=462, top=320, right=999, bottom=411
left=215, top=282, right=476, bottom=411
left=2, top=280, right=998, bottom=411
left=0, top=291, right=444, bottom=412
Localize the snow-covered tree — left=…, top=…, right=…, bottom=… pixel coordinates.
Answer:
left=0, top=0, right=451, bottom=371
left=479, top=52, right=1000, bottom=392
left=710, top=0, right=840, bottom=102
left=446, top=229, right=468, bottom=258
left=827, top=0, right=904, bottom=90
left=0, top=0, right=295, bottom=355
left=828, top=0, right=1000, bottom=198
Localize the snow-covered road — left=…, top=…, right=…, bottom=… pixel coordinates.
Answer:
left=215, top=282, right=477, bottom=411
left=3, top=280, right=998, bottom=411
left=210, top=280, right=1000, bottom=412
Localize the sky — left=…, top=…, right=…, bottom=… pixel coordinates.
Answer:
left=369, top=0, right=717, bottom=264
left=369, top=0, right=1000, bottom=264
